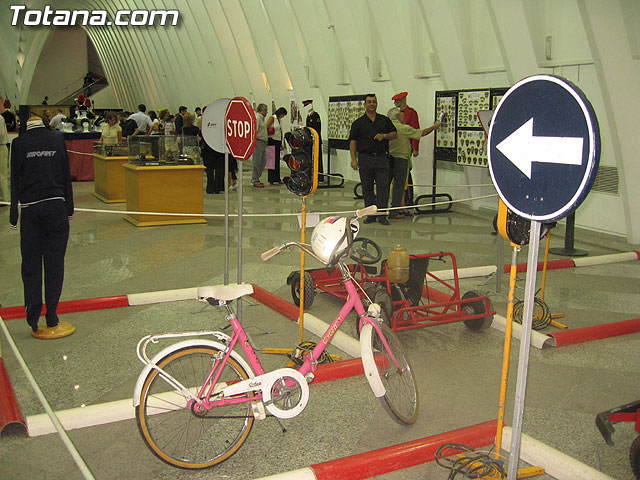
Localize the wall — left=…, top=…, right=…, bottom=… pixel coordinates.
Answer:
left=27, top=27, right=88, bottom=105
left=2, top=0, right=638, bottom=243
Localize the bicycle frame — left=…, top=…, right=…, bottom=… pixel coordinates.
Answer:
left=183, top=262, right=402, bottom=415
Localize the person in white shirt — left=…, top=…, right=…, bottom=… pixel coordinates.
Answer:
left=251, top=104, right=269, bottom=188
left=128, top=104, right=153, bottom=136
left=49, top=109, right=66, bottom=131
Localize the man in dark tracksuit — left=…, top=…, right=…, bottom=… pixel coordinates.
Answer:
left=10, top=116, right=74, bottom=334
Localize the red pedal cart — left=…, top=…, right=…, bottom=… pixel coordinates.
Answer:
left=597, top=400, right=640, bottom=479
left=287, top=238, right=495, bottom=332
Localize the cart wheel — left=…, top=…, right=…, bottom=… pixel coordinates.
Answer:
left=630, top=435, right=640, bottom=480
left=461, top=290, right=493, bottom=331
left=391, top=284, right=412, bottom=326
left=350, top=238, right=382, bottom=265
left=290, top=272, right=315, bottom=308
left=354, top=183, right=363, bottom=199
left=374, top=288, right=393, bottom=328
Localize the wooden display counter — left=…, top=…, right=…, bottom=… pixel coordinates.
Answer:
left=93, top=154, right=129, bottom=203
left=122, top=163, right=206, bottom=227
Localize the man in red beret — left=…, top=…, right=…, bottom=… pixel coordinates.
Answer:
left=392, top=91, right=420, bottom=212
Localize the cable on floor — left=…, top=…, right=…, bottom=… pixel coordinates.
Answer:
left=435, top=443, right=506, bottom=479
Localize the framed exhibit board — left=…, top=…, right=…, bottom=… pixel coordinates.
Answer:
left=434, top=87, right=508, bottom=168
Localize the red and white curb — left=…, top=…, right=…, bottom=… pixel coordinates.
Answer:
left=251, top=423, right=615, bottom=480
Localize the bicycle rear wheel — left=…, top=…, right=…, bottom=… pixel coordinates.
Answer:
left=362, top=323, right=419, bottom=424
left=136, top=345, right=255, bottom=469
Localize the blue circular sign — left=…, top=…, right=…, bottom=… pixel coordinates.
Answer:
left=488, top=75, right=600, bottom=221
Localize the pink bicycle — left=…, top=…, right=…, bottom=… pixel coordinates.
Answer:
left=133, top=206, right=418, bottom=469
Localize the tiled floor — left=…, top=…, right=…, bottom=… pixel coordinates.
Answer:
left=0, top=176, right=638, bottom=479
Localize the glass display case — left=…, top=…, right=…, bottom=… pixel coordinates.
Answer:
left=127, top=135, right=202, bottom=166
left=93, top=141, right=129, bottom=157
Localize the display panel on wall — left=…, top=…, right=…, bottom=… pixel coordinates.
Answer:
left=434, top=88, right=508, bottom=167
left=327, top=95, right=367, bottom=150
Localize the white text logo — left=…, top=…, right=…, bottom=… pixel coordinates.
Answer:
left=10, top=5, right=179, bottom=27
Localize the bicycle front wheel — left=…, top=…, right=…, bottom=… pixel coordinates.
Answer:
left=362, top=322, right=419, bottom=425
left=136, top=345, right=255, bottom=469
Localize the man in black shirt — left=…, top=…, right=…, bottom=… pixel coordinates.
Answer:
left=10, top=116, right=75, bottom=338
left=349, top=94, right=397, bottom=225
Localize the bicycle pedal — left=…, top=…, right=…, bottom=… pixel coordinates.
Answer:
left=251, top=401, right=266, bottom=420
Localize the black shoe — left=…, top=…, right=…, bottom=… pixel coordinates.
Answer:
left=363, top=216, right=377, bottom=224
left=378, top=217, right=390, bottom=225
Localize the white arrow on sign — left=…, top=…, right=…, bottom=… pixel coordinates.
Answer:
left=496, top=118, right=583, bottom=179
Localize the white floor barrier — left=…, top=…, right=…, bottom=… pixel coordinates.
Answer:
left=490, top=315, right=553, bottom=349
left=501, top=426, right=615, bottom=480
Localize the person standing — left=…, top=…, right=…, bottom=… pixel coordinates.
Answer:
left=10, top=116, right=75, bottom=337
left=0, top=114, right=9, bottom=206
left=128, top=104, right=153, bottom=137
left=349, top=94, right=397, bottom=225
left=386, top=107, right=440, bottom=219
left=99, top=112, right=123, bottom=145
left=251, top=103, right=269, bottom=188
left=49, top=108, right=66, bottom=131
left=392, top=92, right=420, bottom=208
left=175, top=106, right=187, bottom=135
left=267, top=107, right=287, bottom=185
left=303, top=100, right=324, bottom=180
left=2, top=100, right=17, bottom=133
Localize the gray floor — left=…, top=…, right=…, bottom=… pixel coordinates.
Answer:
left=0, top=176, right=638, bottom=480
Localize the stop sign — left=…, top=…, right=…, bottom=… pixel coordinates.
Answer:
left=225, top=97, right=257, bottom=161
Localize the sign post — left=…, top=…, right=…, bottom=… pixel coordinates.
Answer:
left=202, top=98, right=230, bottom=284
left=488, top=75, right=599, bottom=479
left=224, top=97, right=256, bottom=321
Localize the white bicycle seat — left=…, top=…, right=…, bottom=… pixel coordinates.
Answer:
left=197, top=283, right=254, bottom=302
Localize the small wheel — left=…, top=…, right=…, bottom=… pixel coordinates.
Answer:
left=461, top=290, right=493, bottom=331
left=365, top=323, right=419, bottom=424
left=350, top=237, right=382, bottom=265
left=136, top=345, right=254, bottom=469
left=630, top=434, right=640, bottom=479
left=290, top=271, right=315, bottom=308
left=374, top=288, right=393, bottom=328
left=390, top=284, right=412, bottom=326
left=354, top=182, right=363, bottom=199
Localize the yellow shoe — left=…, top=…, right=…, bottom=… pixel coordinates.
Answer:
left=31, top=321, right=76, bottom=339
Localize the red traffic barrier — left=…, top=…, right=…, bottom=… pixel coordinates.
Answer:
left=0, top=358, right=26, bottom=435
left=548, top=317, right=640, bottom=346
left=310, top=419, right=497, bottom=480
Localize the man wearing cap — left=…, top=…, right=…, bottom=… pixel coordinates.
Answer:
left=386, top=107, right=440, bottom=219
left=393, top=91, right=420, bottom=208
left=10, top=115, right=75, bottom=338
left=349, top=94, right=397, bottom=225
left=303, top=100, right=324, bottom=180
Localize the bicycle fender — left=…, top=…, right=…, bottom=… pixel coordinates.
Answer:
left=133, top=339, right=255, bottom=407
left=359, top=323, right=386, bottom=397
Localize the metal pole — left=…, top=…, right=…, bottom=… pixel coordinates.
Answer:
left=237, top=160, right=243, bottom=322
left=224, top=152, right=229, bottom=285
left=495, top=245, right=519, bottom=457
left=496, top=235, right=504, bottom=294
left=507, top=220, right=541, bottom=479
left=0, top=319, right=95, bottom=480
left=299, top=198, right=306, bottom=343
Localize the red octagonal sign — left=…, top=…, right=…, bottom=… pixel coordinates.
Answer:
left=225, top=97, right=257, bottom=161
